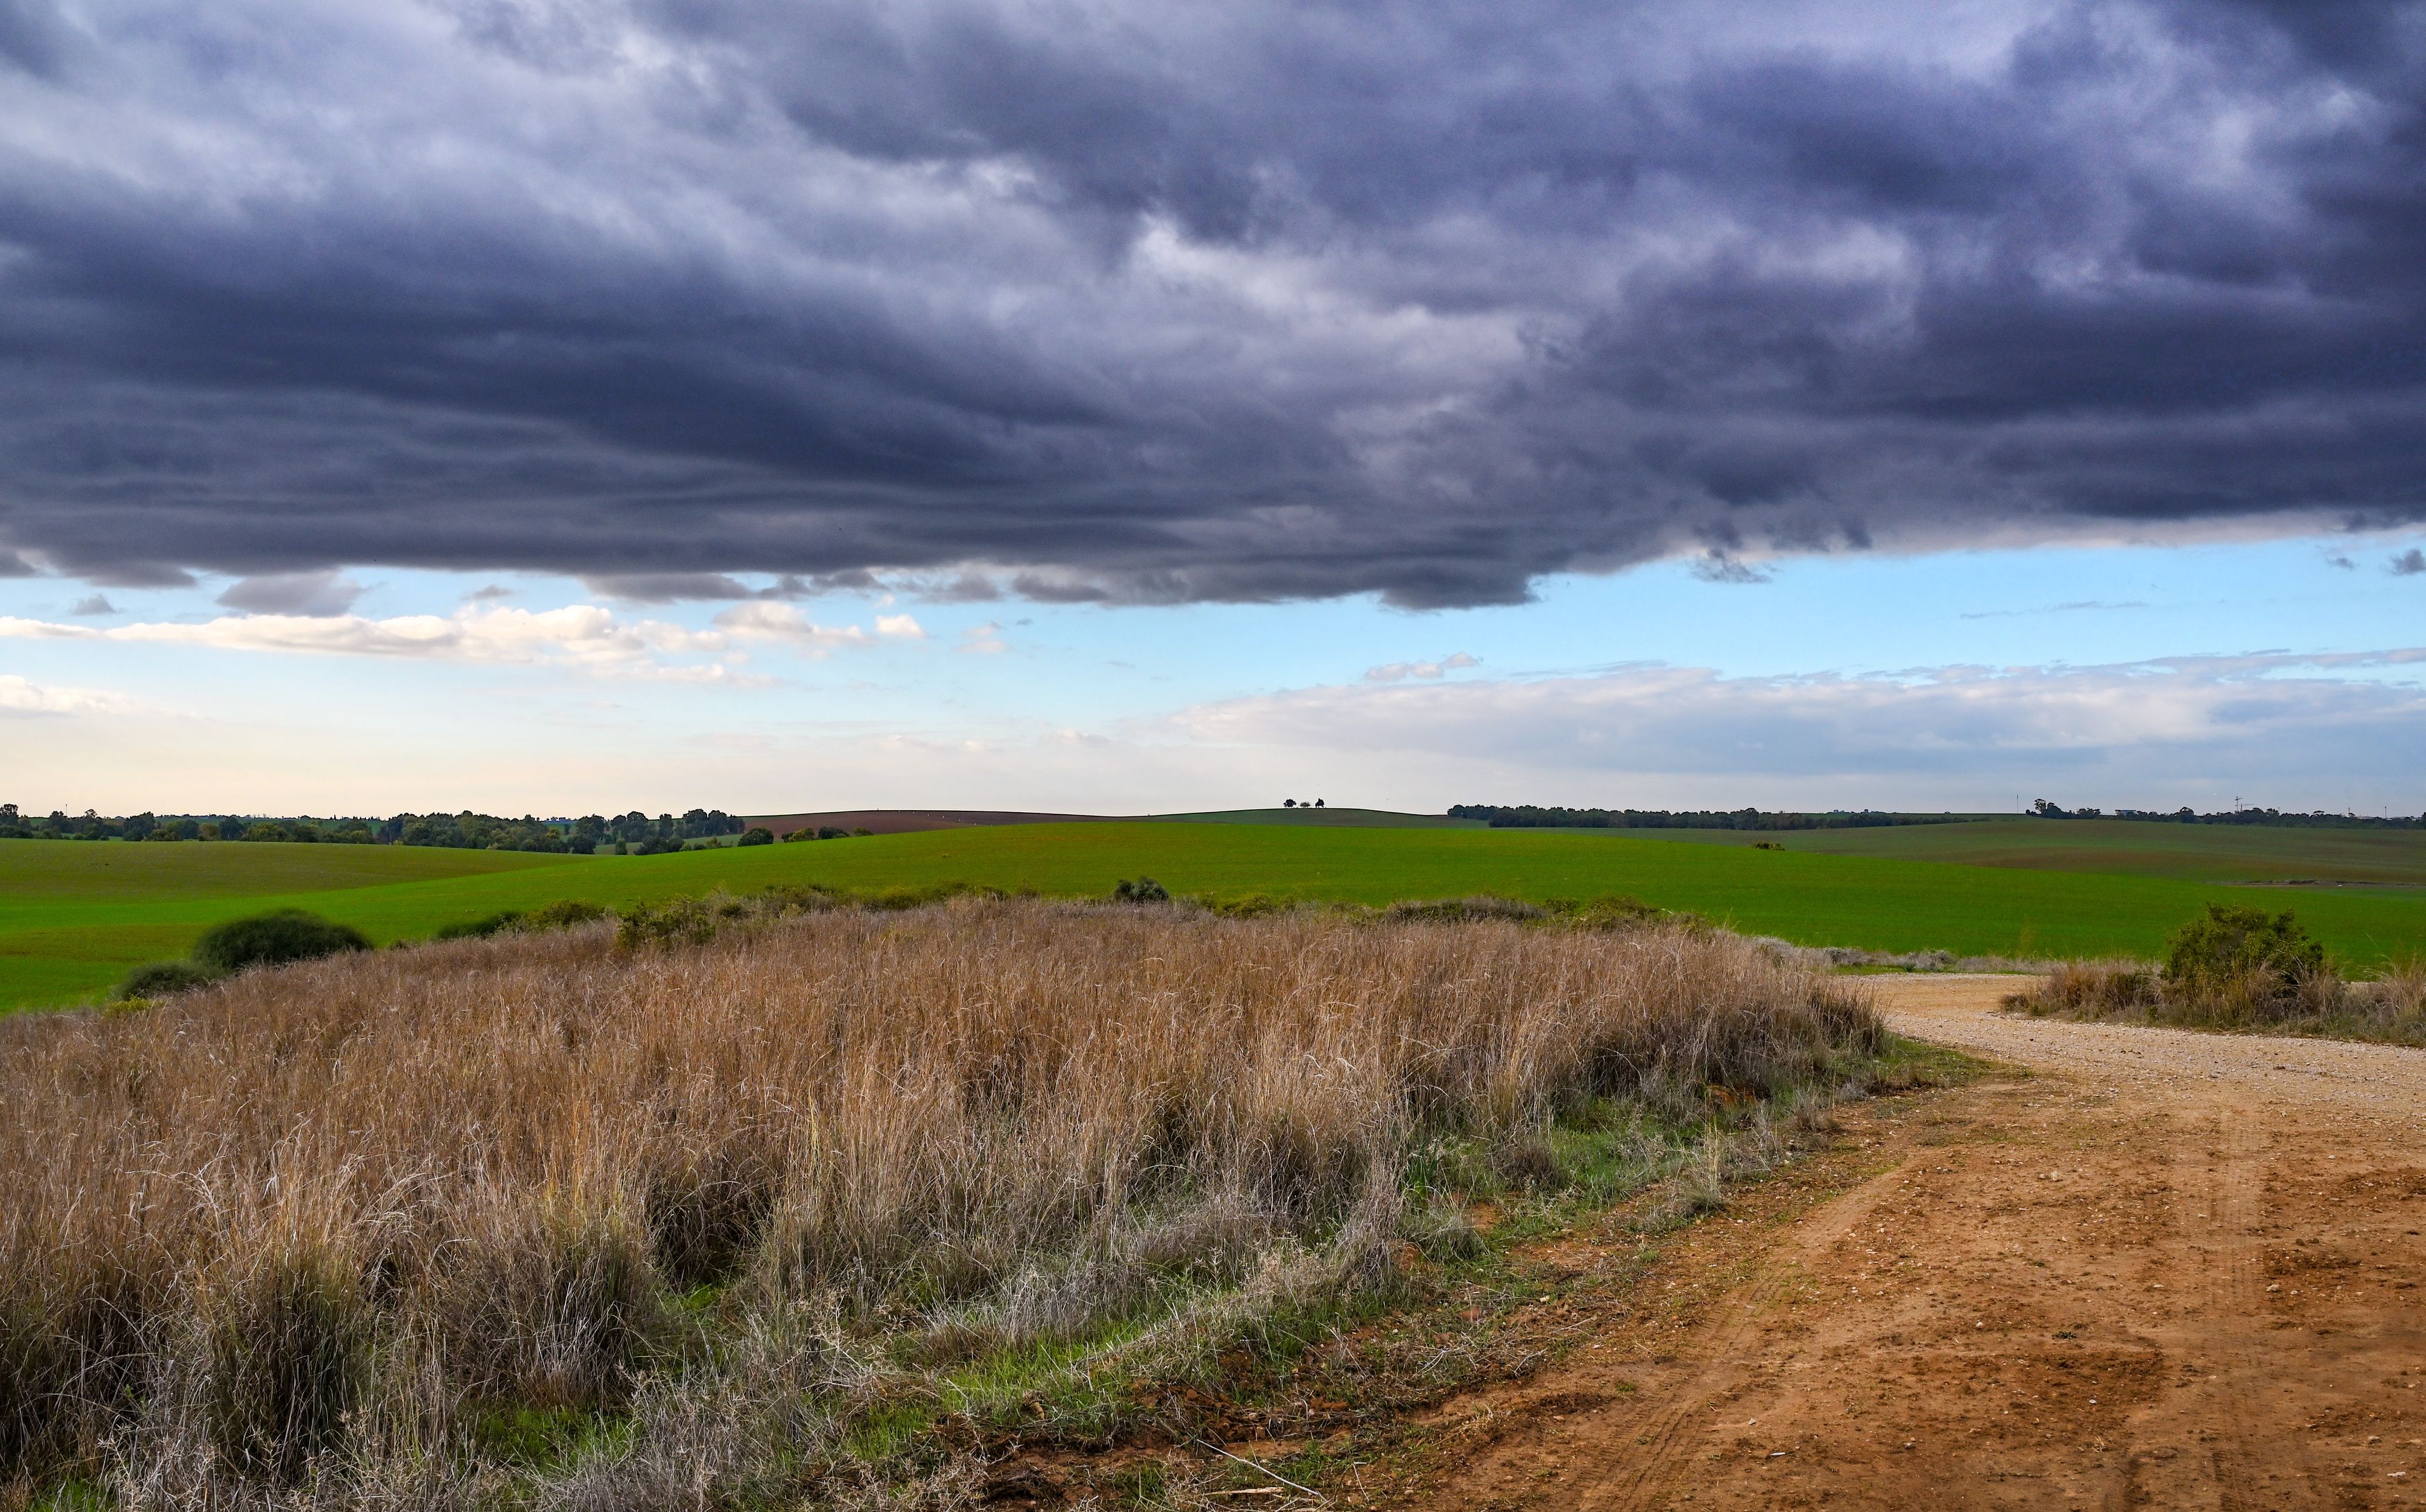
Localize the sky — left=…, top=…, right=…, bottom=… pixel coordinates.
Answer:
left=2, top=0, right=2423, bottom=817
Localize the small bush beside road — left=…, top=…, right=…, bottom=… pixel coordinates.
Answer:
left=2005, top=904, right=2426, bottom=1045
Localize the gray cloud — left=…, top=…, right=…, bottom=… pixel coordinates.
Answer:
left=214, top=570, right=367, bottom=617
left=1688, top=553, right=1773, bottom=586
left=69, top=593, right=116, bottom=615
left=581, top=571, right=891, bottom=603
left=2393, top=549, right=2426, bottom=576
left=1, top=1, right=2423, bottom=606
left=583, top=574, right=766, bottom=604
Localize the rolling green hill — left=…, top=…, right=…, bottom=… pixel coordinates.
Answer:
left=6, top=825, right=2421, bottom=1012
left=1155, top=807, right=1485, bottom=828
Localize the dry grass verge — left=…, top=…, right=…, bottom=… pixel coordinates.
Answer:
left=2003, top=955, right=2426, bottom=1045
left=1, top=896, right=1882, bottom=1508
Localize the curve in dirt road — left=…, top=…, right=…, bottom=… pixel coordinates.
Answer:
left=1412, top=975, right=2426, bottom=1511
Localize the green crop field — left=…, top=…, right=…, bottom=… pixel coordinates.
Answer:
left=1585, top=818, right=2426, bottom=887
left=0, top=843, right=593, bottom=1010
left=0, top=837, right=588, bottom=907
left=6, top=823, right=2423, bottom=1012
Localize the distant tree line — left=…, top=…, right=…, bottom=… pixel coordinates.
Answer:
left=1447, top=805, right=1969, bottom=831
left=0, top=803, right=748, bottom=852
left=2028, top=800, right=2424, bottom=829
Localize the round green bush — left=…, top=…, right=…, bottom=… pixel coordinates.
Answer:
left=112, top=959, right=226, bottom=1001
left=2162, top=903, right=2326, bottom=1001
left=736, top=826, right=775, bottom=847
left=192, top=910, right=372, bottom=974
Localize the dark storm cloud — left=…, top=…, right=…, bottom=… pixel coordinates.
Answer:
left=1, top=1, right=2423, bottom=607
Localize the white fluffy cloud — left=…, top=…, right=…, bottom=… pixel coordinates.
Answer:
left=0, top=674, right=137, bottom=717
left=710, top=602, right=873, bottom=651
left=0, top=599, right=939, bottom=680
left=0, top=606, right=727, bottom=674
left=711, top=603, right=924, bottom=649
left=1363, top=652, right=1479, bottom=683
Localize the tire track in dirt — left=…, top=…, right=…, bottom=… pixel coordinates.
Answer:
left=2194, top=1108, right=2270, bottom=1509
left=2126, top=1103, right=2274, bottom=1509
left=1570, top=1169, right=1907, bottom=1511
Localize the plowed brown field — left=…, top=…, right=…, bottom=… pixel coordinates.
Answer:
left=1408, top=976, right=2426, bottom=1510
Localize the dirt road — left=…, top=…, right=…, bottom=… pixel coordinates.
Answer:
left=1411, top=976, right=2426, bottom=1510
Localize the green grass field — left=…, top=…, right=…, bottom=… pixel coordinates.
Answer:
left=6, top=825, right=2423, bottom=1012
left=1588, top=818, right=2426, bottom=887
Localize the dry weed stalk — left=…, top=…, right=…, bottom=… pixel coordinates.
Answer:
left=0, top=898, right=1874, bottom=1501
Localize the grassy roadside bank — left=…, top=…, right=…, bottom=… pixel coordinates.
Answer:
left=3, top=899, right=1915, bottom=1509
left=2005, top=958, right=2426, bottom=1048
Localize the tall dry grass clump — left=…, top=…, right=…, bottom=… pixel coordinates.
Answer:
left=0, top=898, right=1876, bottom=1503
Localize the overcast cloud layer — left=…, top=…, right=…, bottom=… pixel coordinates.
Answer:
left=4, top=0, right=2425, bottom=604
left=1178, top=649, right=2426, bottom=791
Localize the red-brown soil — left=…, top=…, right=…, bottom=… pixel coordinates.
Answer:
left=1399, top=976, right=2426, bottom=1510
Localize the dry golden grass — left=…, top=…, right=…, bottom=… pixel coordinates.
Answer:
left=0, top=897, right=1876, bottom=1506
left=2005, top=953, right=2426, bottom=1044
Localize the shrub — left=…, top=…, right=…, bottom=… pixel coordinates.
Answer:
left=1561, top=894, right=1679, bottom=931
left=780, top=827, right=817, bottom=843
left=433, top=900, right=604, bottom=943
left=1385, top=894, right=1544, bottom=924
left=1198, top=892, right=1295, bottom=917
left=1110, top=876, right=1170, bottom=904
left=112, top=960, right=225, bottom=1001
left=523, top=898, right=608, bottom=931
left=736, top=827, right=774, bottom=847
left=616, top=897, right=718, bottom=950
left=435, top=911, right=525, bottom=940
left=2001, top=961, right=2156, bottom=1017
left=191, top=910, right=372, bottom=974
left=2162, top=904, right=2326, bottom=1014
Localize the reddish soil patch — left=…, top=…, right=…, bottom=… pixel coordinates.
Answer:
left=1390, top=976, right=2426, bottom=1509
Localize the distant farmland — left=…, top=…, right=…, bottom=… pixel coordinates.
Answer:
left=1580, top=817, right=2426, bottom=888
left=6, top=823, right=2424, bottom=1011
